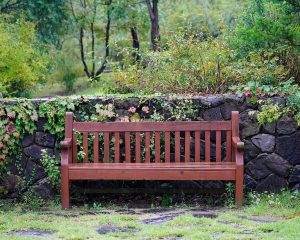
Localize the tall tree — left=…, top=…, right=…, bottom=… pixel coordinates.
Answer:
left=0, top=0, right=69, bottom=48
left=69, top=0, right=112, bottom=80
left=145, top=0, right=160, bottom=51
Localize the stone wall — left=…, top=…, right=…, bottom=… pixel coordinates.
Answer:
left=1, top=95, right=300, bottom=200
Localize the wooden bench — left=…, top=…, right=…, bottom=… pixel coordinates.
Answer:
left=61, top=111, right=244, bottom=209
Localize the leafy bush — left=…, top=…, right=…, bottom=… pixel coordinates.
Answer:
left=40, top=149, right=61, bottom=190
left=113, top=35, right=239, bottom=94
left=0, top=15, right=51, bottom=97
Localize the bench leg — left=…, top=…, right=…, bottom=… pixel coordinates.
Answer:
left=61, top=166, right=70, bottom=209
left=235, top=166, right=244, bottom=207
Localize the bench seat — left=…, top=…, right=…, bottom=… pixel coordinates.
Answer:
left=68, top=162, right=237, bottom=180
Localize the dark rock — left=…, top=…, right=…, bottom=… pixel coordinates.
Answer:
left=244, top=140, right=260, bottom=163
left=289, top=166, right=300, bottom=184
left=201, top=107, right=223, bottom=121
left=2, top=174, right=20, bottom=193
left=115, top=109, right=129, bottom=117
left=7, top=153, right=28, bottom=176
left=198, top=96, right=225, bottom=107
left=255, top=174, right=288, bottom=192
left=276, top=132, right=300, bottom=165
left=220, top=103, right=240, bottom=120
left=240, top=110, right=261, bottom=138
left=291, top=183, right=300, bottom=191
left=113, top=97, right=140, bottom=109
left=172, top=181, right=202, bottom=189
left=262, top=122, right=276, bottom=134
left=141, top=214, right=180, bottom=225
left=31, top=178, right=54, bottom=200
left=264, top=153, right=292, bottom=177
left=21, top=134, right=34, bottom=148
left=97, top=225, right=137, bottom=234
left=8, top=230, right=54, bottom=237
left=251, top=134, right=275, bottom=153
left=271, top=97, right=286, bottom=107
left=246, top=154, right=272, bottom=180
left=36, top=117, right=48, bottom=131
left=277, top=116, right=297, bottom=135
left=24, top=145, right=54, bottom=162
left=192, top=212, right=217, bottom=218
left=35, top=132, right=55, bottom=148
left=201, top=181, right=225, bottom=189
left=25, top=160, right=47, bottom=183
left=244, top=174, right=257, bottom=190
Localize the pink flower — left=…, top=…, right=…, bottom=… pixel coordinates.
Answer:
left=142, top=106, right=149, bottom=113
left=4, top=135, right=10, bottom=142
left=244, top=91, right=251, bottom=96
left=0, top=155, right=5, bottom=160
left=128, top=107, right=136, bottom=113
left=256, top=88, right=261, bottom=94
left=13, top=132, right=20, bottom=138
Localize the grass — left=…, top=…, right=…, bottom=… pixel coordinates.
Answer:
left=0, top=191, right=299, bottom=239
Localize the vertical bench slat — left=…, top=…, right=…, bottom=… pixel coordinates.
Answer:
left=93, top=133, right=99, bottom=163
left=83, top=132, right=88, bottom=163
left=185, top=131, right=190, bottom=162
left=175, top=131, right=180, bottom=162
left=226, top=131, right=232, bottom=162
left=72, top=133, right=78, bottom=163
left=104, top=132, right=110, bottom=163
left=125, top=132, right=131, bottom=163
left=165, top=131, right=170, bottom=163
left=205, top=131, right=210, bottom=162
left=145, top=132, right=151, bottom=163
left=195, top=131, right=200, bottom=162
left=135, top=132, right=141, bottom=163
left=216, top=131, right=221, bottom=162
left=114, top=132, right=120, bottom=163
left=155, top=132, right=160, bottom=163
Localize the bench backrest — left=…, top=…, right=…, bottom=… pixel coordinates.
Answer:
left=65, top=111, right=240, bottom=164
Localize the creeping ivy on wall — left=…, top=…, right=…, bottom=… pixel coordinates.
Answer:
left=0, top=99, right=38, bottom=170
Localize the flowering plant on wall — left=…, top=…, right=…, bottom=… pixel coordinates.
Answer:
left=0, top=100, right=37, bottom=170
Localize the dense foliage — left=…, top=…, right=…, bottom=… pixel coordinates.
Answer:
left=0, top=16, right=50, bottom=97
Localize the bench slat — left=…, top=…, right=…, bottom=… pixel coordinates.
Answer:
left=226, top=131, right=232, bottom=162
left=114, top=132, right=120, bottom=163
left=175, top=131, right=180, bottom=162
left=185, top=131, right=190, bottom=162
left=125, top=132, right=130, bottom=163
left=205, top=131, right=210, bottom=162
left=216, top=131, right=221, bottom=162
left=93, top=133, right=99, bottom=163
left=83, top=132, right=88, bottom=163
left=195, top=131, right=200, bottom=162
left=74, top=121, right=231, bottom=132
left=165, top=131, right=170, bottom=163
left=72, top=133, right=78, bottom=163
left=155, top=132, right=160, bottom=163
left=145, top=132, right=151, bottom=163
left=104, top=132, right=110, bottom=163
left=135, top=132, right=141, bottom=163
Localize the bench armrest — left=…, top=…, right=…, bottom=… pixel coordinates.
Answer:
left=232, top=137, right=244, bottom=166
left=61, top=138, right=72, bottom=166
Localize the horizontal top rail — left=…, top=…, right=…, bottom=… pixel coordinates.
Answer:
left=73, top=121, right=232, bottom=132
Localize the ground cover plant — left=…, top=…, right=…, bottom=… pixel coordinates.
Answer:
left=0, top=190, right=299, bottom=240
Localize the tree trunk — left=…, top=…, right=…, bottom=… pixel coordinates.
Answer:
left=95, top=2, right=111, bottom=77
left=131, top=27, right=140, bottom=62
left=146, top=0, right=160, bottom=51
left=80, top=27, right=91, bottom=78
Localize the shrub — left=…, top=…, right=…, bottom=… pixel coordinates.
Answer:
left=0, top=15, right=51, bottom=97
